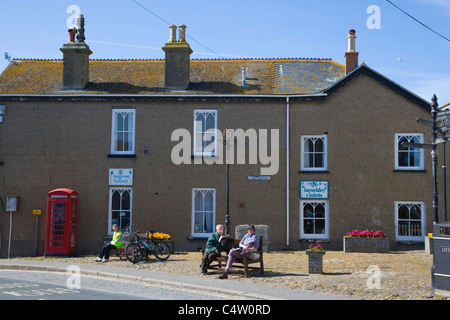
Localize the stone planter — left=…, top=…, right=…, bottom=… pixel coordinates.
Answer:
left=306, top=250, right=325, bottom=274
left=343, top=236, right=390, bottom=253
left=163, top=239, right=175, bottom=254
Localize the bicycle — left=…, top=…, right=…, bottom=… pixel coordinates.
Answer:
left=125, top=229, right=171, bottom=264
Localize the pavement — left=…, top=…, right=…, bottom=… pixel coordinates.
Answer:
left=0, top=258, right=356, bottom=300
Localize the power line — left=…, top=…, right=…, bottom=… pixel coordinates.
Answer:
left=386, top=0, right=450, bottom=43
left=131, top=0, right=224, bottom=58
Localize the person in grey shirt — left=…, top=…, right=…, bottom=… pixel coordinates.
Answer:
left=218, top=224, right=258, bottom=279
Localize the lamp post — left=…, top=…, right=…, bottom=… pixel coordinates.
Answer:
left=432, top=95, right=439, bottom=224
left=223, top=130, right=233, bottom=235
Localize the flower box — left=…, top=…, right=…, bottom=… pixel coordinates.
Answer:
left=343, top=236, right=390, bottom=253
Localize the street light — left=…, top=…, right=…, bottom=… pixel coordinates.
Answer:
left=223, top=129, right=233, bottom=235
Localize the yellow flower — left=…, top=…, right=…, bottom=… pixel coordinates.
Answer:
left=149, top=232, right=171, bottom=240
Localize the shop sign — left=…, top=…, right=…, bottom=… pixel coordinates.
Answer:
left=300, top=180, right=328, bottom=199
left=109, top=169, right=133, bottom=186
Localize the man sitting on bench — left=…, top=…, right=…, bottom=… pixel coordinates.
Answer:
left=201, top=224, right=227, bottom=274
left=218, top=224, right=258, bottom=279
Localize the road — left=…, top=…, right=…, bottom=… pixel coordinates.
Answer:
left=0, top=270, right=233, bottom=300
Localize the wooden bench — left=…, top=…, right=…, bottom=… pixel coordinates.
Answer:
left=110, top=234, right=148, bottom=260
left=201, top=236, right=264, bottom=277
left=112, top=233, right=150, bottom=260
left=110, top=234, right=129, bottom=260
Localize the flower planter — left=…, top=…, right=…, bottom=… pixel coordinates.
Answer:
left=343, top=236, right=390, bottom=253
left=164, top=239, right=175, bottom=254
left=306, top=250, right=325, bottom=274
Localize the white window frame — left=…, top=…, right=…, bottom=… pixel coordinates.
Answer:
left=193, top=110, right=218, bottom=157
left=111, top=109, right=136, bottom=155
left=300, top=200, right=329, bottom=240
left=191, top=188, right=216, bottom=237
left=301, top=134, right=328, bottom=171
left=108, top=187, right=133, bottom=235
left=395, top=133, right=424, bottom=170
left=395, top=201, right=426, bottom=242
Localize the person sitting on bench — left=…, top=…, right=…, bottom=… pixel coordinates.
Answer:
left=218, top=224, right=258, bottom=279
left=201, top=224, right=227, bottom=274
left=95, top=224, right=123, bottom=263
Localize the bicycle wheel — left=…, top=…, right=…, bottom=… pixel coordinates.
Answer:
left=152, top=241, right=171, bottom=261
left=126, top=242, right=143, bottom=264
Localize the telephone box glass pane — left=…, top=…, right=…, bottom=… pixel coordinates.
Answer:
left=50, top=202, right=66, bottom=247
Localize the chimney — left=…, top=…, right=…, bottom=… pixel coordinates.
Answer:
left=344, top=29, right=359, bottom=74
left=162, top=24, right=193, bottom=91
left=60, top=14, right=93, bottom=90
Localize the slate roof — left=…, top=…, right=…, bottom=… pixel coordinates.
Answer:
left=0, top=58, right=344, bottom=95
left=323, top=63, right=431, bottom=110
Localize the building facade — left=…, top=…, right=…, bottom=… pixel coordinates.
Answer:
left=0, top=20, right=436, bottom=256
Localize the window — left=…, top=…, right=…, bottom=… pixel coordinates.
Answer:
left=395, top=201, right=425, bottom=241
left=108, top=188, right=132, bottom=234
left=192, top=188, right=216, bottom=237
left=300, top=200, right=329, bottom=239
left=395, top=134, right=424, bottom=170
left=111, top=109, right=136, bottom=155
left=193, top=110, right=217, bottom=156
left=301, top=135, right=327, bottom=171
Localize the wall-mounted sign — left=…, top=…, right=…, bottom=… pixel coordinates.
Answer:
left=109, top=169, right=133, bottom=186
left=300, top=180, right=328, bottom=199
left=248, top=175, right=271, bottom=181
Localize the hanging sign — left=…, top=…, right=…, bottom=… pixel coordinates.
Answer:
left=109, top=169, right=133, bottom=186
left=300, top=180, right=328, bottom=199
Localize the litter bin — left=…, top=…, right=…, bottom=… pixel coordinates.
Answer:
left=432, top=221, right=450, bottom=297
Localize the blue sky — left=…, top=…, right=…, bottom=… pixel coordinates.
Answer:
left=0, top=0, right=449, bottom=104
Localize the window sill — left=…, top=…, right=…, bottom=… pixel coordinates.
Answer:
left=191, top=154, right=217, bottom=158
left=108, top=154, right=137, bottom=158
left=298, top=239, right=330, bottom=243
left=393, top=169, right=426, bottom=172
left=187, top=236, right=209, bottom=241
left=299, top=170, right=329, bottom=173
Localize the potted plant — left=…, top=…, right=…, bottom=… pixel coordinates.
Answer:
left=343, top=229, right=389, bottom=253
left=305, top=241, right=325, bottom=274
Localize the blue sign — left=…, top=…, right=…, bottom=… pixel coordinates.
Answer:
left=300, top=180, right=328, bottom=199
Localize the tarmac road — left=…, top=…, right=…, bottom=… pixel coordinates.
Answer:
left=0, top=270, right=236, bottom=300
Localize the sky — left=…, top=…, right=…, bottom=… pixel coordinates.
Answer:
left=0, top=0, right=449, bottom=104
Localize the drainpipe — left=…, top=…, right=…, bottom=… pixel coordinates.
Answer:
left=286, top=96, right=290, bottom=246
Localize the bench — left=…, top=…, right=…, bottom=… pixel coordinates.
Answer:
left=110, top=233, right=149, bottom=261
left=201, top=236, right=264, bottom=277
left=110, top=234, right=129, bottom=260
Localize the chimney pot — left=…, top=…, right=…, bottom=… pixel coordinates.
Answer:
left=68, top=28, right=76, bottom=43
left=169, top=25, right=177, bottom=43
left=345, top=29, right=359, bottom=74
left=178, top=24, right=186, bottom=42
left=76, top=14, right=86, bottom=43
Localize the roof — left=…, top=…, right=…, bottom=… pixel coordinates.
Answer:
left=0, top=58, right=344, bottom=95
left=323, top=63, right=431, bottom=110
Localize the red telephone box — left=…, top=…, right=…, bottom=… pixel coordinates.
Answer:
left=44, top=188, right=78, bottom=256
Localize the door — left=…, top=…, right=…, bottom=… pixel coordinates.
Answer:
left=48, top=200, right=67, bottom=249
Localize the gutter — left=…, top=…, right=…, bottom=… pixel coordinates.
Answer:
left=0, top=93, right=327, bottom=102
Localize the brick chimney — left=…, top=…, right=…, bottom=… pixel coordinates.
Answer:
left=162, top=24, right=193, bottom=91
left=60, top=14, right=93, bottom=90
left=344, top=29, right=359, bottom=74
